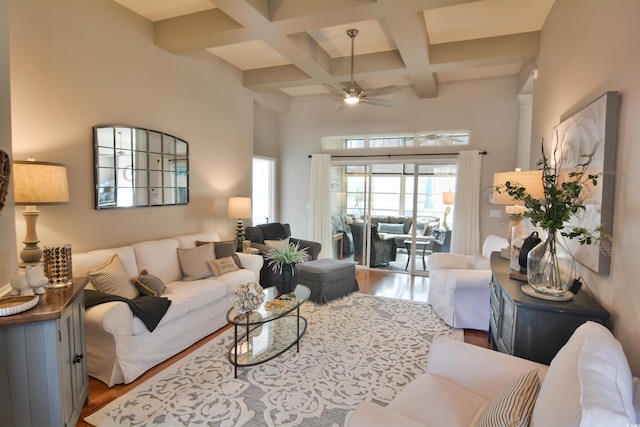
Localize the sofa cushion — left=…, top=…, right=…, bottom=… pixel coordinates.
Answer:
left=377, top=222, right=405, bottom=234
left=478, top=369, right=540, bottom=427
left=208, top=256, right=239, bottom=277
left=132, top=270, right=165, bottom=296
left=531, top=321, right=635, bottom=427
left=132, top=239, right=181, bottom=284
left=163, top=278, right=228, bottom=312
left=215, top=268, right=260, bottom=294
left=386, top=373, right=490, bottom=426
left=73, top=245, right=139, bottom=278
left=88, top=254, right=139, bottom=299
left=177, top=243, right=214, bottom=281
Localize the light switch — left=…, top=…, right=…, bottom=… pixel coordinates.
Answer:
left=490, top=210, right=502, bottom=218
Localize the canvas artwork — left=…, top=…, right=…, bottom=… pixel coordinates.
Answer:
left=553, top=91, right=619, bottom=274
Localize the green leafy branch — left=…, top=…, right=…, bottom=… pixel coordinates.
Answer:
left=496, top=133, right=603, bottom=247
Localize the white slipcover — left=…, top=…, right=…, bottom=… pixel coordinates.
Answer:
left=426, top=235, right=508, bottom=331
left=348, top=322, right=638, bottom=427
left=73, top=232, right=263, bottom=386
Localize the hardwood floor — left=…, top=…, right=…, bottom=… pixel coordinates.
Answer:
left=78, top=269, right=489, bottom=426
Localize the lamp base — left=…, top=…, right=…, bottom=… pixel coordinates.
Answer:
left=235, top=219, right=245, bottom=252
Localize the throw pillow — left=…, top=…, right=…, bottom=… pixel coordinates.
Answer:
left=88, top=254, right=139, bottom=299
left=377, top=222, right=405, bottom=234
left=265, top=237, right=290, bottom=250
left=197, top=240, right=242, bottom=268
left=132, top=269, right=165, bottom=296
left=478, top=369, right=541, bottom=427
left=208, top=256, right=240, bottom=277
left=177, top=243, right=214, bottom=281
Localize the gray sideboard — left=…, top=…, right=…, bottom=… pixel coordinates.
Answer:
left=489, top=253, right=609, bottom=365
left=0, top=278, right=88, bottom=427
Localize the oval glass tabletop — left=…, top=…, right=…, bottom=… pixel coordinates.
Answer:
left=227, top=284, right=310, bottom=326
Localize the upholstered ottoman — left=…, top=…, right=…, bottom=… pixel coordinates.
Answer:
left=297, top=259, right=359, bottom=304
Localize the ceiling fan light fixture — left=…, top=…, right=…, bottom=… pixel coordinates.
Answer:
left=345, top=95, right=360, bottom=104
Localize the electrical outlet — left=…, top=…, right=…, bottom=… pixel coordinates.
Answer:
left=489, top=210, right=502, bottom=218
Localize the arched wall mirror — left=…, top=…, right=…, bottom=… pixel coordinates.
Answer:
left=94, top=125, right=189, bottom=209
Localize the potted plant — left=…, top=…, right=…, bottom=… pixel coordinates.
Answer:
left=496, top=139, right=603, bottom=296
left=265, top=242, right=310, bottom=294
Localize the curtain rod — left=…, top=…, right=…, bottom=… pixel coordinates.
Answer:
left=307, top=151, right=487, bottom=159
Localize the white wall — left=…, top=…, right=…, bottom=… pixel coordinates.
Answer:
left=279, top=77, right=521, bottom=243
left=0, top=0, right=17, bottom=287
left=8, top=0, right=255, bottom=253
left=533, top=0, right=640, bottom=374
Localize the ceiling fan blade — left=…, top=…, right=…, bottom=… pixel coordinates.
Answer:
left=364, top=85, right=400, bottom=97
left=337, top=102, right=351, bottom=112
left=362, top=97, right=397, bottom=107
left=323, top=83, right=347, bottom=96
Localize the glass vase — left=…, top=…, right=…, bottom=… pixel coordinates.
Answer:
left=527, top=231, right=575, bottom=296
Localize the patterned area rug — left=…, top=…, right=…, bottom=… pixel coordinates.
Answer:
left=85, top=293, right=461, bottom=427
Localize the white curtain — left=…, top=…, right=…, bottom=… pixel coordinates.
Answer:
left=450, top=150, right=482, bottom=255
left=308, top=154, right=333, bottom=259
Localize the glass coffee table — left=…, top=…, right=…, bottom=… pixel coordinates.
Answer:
left=226, top=284, right=310, bottom=377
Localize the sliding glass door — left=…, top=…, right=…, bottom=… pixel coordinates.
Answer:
left=330, top=160, right=456, bottom=274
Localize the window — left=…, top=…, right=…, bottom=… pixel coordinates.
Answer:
left=322, top=131, right=470, bottom=150
left=252, top=157, right=275, bottom=225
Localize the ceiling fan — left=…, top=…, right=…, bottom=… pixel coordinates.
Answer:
left=323, top=29, right=400, bottom=111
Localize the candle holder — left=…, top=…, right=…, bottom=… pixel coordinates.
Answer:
left=43, top=244, right=73, bottom=288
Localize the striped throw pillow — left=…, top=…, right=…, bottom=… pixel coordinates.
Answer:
left=478, top=369, right=541, bottom=427
left=88, top=254, right=139, bottom=299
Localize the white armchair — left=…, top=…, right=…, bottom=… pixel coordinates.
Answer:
left=426, top=235, right=508, bottom=331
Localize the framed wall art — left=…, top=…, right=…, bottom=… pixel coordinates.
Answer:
left=553, top=91, right=619, bottom=275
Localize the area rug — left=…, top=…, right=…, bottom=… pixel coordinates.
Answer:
left=85, top=293, right=462, bottom=427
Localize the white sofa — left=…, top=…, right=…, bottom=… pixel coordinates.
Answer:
left=426, top=235, right=508, bottom=331
left=72, top=232, right=262, bottom=386
left=348, top=321, right=640, bottom=427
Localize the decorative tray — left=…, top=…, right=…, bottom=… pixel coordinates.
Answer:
left=0, top=295, right=40, bottom=316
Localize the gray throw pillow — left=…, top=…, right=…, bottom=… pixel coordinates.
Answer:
left=133, top=269, right=165, bottom=296
left=196, top=240, right=242, bottom=268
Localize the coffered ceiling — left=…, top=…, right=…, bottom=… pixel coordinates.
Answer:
left=112, top=0, right=555, bottom=99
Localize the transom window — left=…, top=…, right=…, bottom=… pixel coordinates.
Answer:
left=323, top=131, right=470, bottom=150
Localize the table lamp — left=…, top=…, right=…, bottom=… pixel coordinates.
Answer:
left=442, top=191, right=454, bottom=230
left=227, top=196, right=252, bottom=251
left=13, top=158, right=69, bottom=266
left=493, top=169, right=543, bottom=271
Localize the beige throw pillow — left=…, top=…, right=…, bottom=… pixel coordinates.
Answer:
left=88, top=254, right=139, bottom=299
left=177, top=243, right=214, bottom=281
left=208, top=256, right=239, bottom=277
left=478, top=369, right=541, bottom=427
left=265, top=237, right=290, bottom=249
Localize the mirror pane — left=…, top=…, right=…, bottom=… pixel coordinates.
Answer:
left=134, top=129, right=148, bottom=151
left=115, top=127, right=133, bottom=151
left=164, top=188, right=176, bottom=205
left=175, top=188, right=188, bottom=204
left=97, top=188, right=115, bottom=208
left=150, top=187, right=162, bottom=205
left=176, top=140, right=187, bottom=155
left=163, top=135, right=175, bottom=154
left=149, top=131, right=162, bottom=153
left=133, top=169, right=148, bottom=187
left=149, top=153, right=162, bottom=170
left=97, top=127, right=115, bottom=148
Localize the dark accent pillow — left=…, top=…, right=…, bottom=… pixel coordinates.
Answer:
left=257, top=223, right=287, bottom=240
left=133, top=270, right=166, bottom=296
left=196, top=240, right=242, bottom=268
